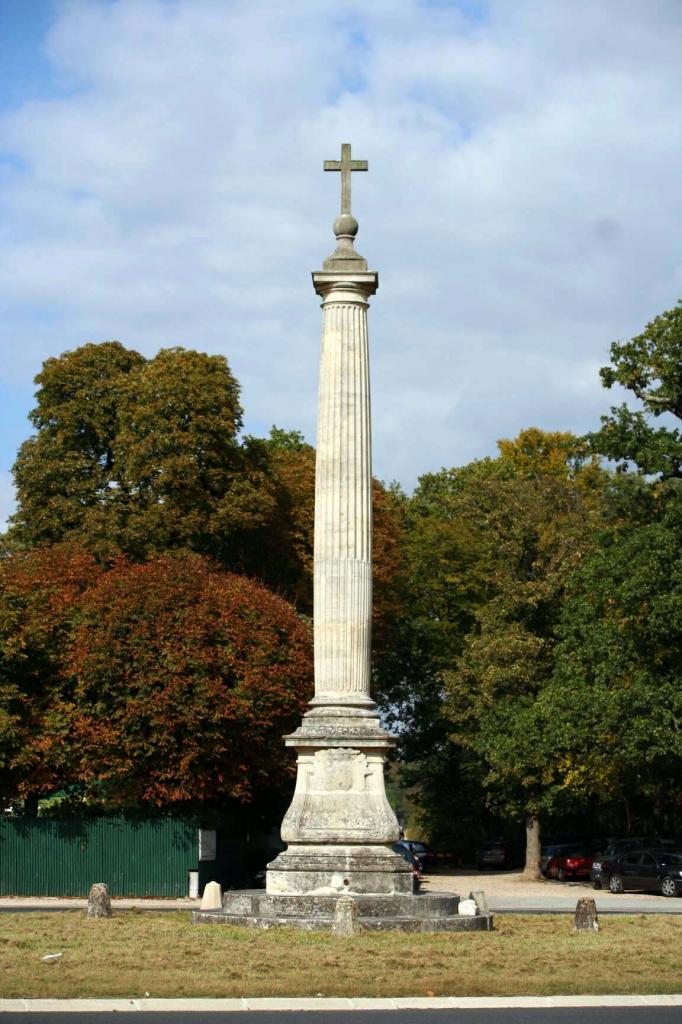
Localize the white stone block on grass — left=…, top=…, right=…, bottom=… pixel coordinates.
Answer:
left=200, top=881, right=222, bottom=910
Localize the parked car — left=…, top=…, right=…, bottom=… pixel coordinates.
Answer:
left=590, top=838, right=678, bottom=888
left=396, top=840, right=434, bottom=868
left=541, top=843, right=582, bottom=877
left=594, top=849, right=682, bottom=897
left=392, top=842, right=422, bottom=892
left=476, top=840, right=515, bottom=871
left=546, top=846, right=596, bottom=881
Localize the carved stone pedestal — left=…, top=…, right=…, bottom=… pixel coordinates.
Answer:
left=266, top=710, right=410, bottom=896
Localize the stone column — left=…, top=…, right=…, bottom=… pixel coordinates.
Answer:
left=310, top=273, right=375, bottom=713
left=266, top=204, right=410, bottom=898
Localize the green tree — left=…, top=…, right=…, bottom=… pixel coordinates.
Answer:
left=560, top=300, right=682, bottom=830
left=544, top=481, right=682, bottom=833
left=10, top=342, right=144, bottom=553
left=590, top=300, right=682, bottom=477
left=396, top=430, right=606, bottom=872
left=9, top=342, right=275, bottom=567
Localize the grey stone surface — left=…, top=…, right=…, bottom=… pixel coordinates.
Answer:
left=86, top=883, right=111, bottom=919
left=193, top=889, right=493, bottom=932
left=470, top=889, right=489, bottom=914
left=574, top=896, right=599, bottom=931
left=332, top=893, right=359, bottom=935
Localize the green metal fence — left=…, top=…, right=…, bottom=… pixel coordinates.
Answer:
left=0, top=818, right=198, bottom=897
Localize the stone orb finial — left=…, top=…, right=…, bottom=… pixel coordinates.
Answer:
left=333, top=213, right=359, bottom=238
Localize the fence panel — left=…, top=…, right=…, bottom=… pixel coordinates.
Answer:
left=0, top=818, right=198, bottom=897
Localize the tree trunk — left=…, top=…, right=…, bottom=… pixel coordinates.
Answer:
left=23, top=792, right=40, bottom=817
left=522, top=810, right=541, bottom=879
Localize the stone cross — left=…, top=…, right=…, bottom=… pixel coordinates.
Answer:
left=324, top=143, right=368, bottom=215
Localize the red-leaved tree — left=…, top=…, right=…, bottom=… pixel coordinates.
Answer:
left=0, top=544, right=100, bottom=811
left=67, top=553, right=313, bottom=809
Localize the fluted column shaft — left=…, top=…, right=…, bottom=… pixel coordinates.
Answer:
left=311, top=274, right=378, bottom=708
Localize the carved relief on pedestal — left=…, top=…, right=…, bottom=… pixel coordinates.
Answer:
left=280, top=747, right=399, bottom=844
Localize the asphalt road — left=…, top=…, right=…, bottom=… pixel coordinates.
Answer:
left=1, top=1010, right=682, bottom=1024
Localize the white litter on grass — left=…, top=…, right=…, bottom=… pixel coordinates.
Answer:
left=41, top=952, right=63, bottom=963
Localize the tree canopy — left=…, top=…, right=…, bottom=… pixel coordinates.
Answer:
left=4, top=304, right=682, bottom=849
left=0, top=546, right=312, bottom=813
left=542, top=479, right=682, bottom=833
left=590, top=300, right=682, bottom=477
left=10, top=342, right=274, bottom=567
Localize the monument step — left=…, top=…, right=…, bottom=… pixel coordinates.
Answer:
left=219, top=889, right=460, bottom=919
left=192, top=907, right=492, bottom=933
left=192, top=889, right=493, bottom=932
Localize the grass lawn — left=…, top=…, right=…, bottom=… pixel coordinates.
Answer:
left=1, top=911, right=681, bottom=999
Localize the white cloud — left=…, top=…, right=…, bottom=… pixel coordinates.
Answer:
left=1, top=0, right=681, bottom=491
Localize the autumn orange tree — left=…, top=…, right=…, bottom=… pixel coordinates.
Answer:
left=0, top=548, right=312, bottom=814
left=0, top=544, right=100, bottom=813
left=2, top=342, right=407, bottom=818
left=68, top=553, right=313, bottom=810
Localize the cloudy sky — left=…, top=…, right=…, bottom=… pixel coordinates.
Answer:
left=1, top=0, right=681, bottom=527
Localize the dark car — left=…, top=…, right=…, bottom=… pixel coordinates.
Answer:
left=397, top=840, right=434, bottom=868
left=392, top=842, right=422, bottom=891
left=596, top=849, right=682, bottom=897
left=476, top=840, right=515, bottom=871
left=590, top=838, right=677, bottom=888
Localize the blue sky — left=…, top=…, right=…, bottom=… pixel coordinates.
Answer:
left=1, top=0, right=682, bottom=529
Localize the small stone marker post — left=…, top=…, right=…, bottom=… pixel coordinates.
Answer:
left=86, top=882, right=112, bottom=918
left=332, top=894, right=359, bottom=935
left=574, top=897, right=599, bottom=931
left=200, top=881, right=223, bottom=911
left=469, top=890, right=489, bottom=914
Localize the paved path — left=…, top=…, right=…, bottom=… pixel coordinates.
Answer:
left=2, top=870, right=681, bottom=914
left=0, top=897, right=198, bottom=912
left=424, top=870, right=682, bottom=914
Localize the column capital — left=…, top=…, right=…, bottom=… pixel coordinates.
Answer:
left=312, top=270, right=378, bottom=302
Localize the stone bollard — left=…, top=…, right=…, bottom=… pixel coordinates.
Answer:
left=574, top=897, right=599, bottom=932
left=87, top=882, right=112, bottom=918
left=200, top=881, right=223, bottom=910
left=332, top=893, right=359, bottom=935
left=469, top=890, right=489, bottom=915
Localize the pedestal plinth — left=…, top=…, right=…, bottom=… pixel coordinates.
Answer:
left=266, top=710, right=410, bottom=895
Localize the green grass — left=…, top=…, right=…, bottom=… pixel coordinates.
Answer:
left=1, top=912, right=681, bottom=998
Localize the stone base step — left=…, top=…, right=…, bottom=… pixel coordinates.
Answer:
left=192, top=889, right=493, bottom=933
